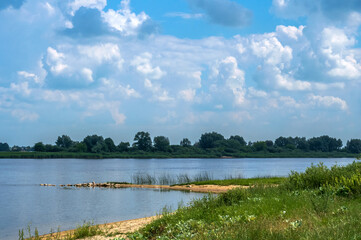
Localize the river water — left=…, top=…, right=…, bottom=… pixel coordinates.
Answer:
left=0, top=157, right=356, bottom=239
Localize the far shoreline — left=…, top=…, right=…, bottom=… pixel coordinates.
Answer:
left=0, top=151, right=359, bottom=159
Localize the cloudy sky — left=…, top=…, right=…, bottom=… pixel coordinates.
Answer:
left=1, top=0, right=361, bottom=146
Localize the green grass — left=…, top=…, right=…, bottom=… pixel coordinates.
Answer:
left=125, top=161, right=361, bottom=240
left=186, top=176, right=286, bottom=186
left=19, top=222, right=101, bottom=240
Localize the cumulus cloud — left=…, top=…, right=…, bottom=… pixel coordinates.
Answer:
left=46, top=47, right=68, bottom=75
left=320, top=27, right=361, bottom=79
left=68, top=0, right=106, bottom=15
left=188, top=0, right=252, bottom=27
left=308, top=95, right=348, bottom=111
left=77, top=43, right=123, bottom=69
left=102, top=0, right=150, bottom=36
left=44, top=43, right=124, bottom=88
left=250, top=33, right=293, bottom=66
left=276, top=25, right=304, bottom=40
left=131, top=53, right=166, bottom=80
left=212, top=56, right=246, bottom=105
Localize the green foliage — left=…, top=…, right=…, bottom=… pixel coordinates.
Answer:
left=180, top=138, right=191, bottom=147
left=72, top=222, right=100, bottom=239
left=199, top=132, right=224, bottom=149
left=284, top=161, right=361, bottom=196
left=154, top=136, right=170, bottom=151
left=34, top=142, right=45, bottom=152
left=133, top=131, right=152, bottom=151
left=105, top=138, right=117, bottom=152
left=252, top=141, right=267, bottom=151
left=83, top=135, right=108, bottom=153
left=0, top=142, right=10, bottom=151
left=308, top=135, right=342, bottom=152
left=56, top=135, right=73, bottom=149
left=70, top=142, right=87, bottom=152
left=229, top=135, right=247, bottom=146
left=117, top=141, right=130, bottom=152
left=346, top=139, right=361, bottom=153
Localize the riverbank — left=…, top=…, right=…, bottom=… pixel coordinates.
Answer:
left=1, top=151, right=359, bottom=159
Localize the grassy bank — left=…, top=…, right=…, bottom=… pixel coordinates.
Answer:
left=0, top=151, right=359, bottom=159
left=184, top=176, right=286, bottom=186
left=125, top=161, right=361, bottom=240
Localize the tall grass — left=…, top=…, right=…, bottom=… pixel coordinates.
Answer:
left=18, top=222, right=100, bottom=240
left=284, top=161, right=361, bottom=196
left=130, top=172, right=214, bottom=185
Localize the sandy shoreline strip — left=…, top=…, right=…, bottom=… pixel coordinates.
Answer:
left=41, top=182, right=248, bottom=194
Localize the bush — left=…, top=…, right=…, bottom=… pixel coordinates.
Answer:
left=284, top=161, right=361, bottom=195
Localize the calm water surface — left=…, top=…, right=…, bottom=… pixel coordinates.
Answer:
left=0, top=157, right=356, bottom=239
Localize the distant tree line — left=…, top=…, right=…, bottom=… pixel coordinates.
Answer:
left=2, top=132, right=361, bottom=155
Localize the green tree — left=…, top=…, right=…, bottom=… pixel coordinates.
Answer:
left=0, top=142, right=10, bottom=152
left=199, top=132, right=224, bottom=149
left=56, top=135, right=73, bottom=149
left=308, top=135, right=342, bottom=152
left=154, top=136, right=170, bottom=151
left=295, top=137, right=309, bottom=151
left=104, top=138, right=117, bottom=152
left=253, top=141, right=267, bottom=151
left=118, top=142, right=130, bottom=152
left=346, top=139, right=361, bottom=154
left=229, top=135, right=247, bottom=146
left=83, top=135, right=108, bottom=153
left=34, top=142, right=45, bottom=152
left=45, top=144, right=61, bottom=152
left=180, top=138, right=192, bottom=147
left=71, top=142, right=87, bottom=152
left=133, top=131, right=152, bottom=151
left=265, top=140, right=273, bottom=147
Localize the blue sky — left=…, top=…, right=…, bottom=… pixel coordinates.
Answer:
left=0, top=0, right=361, bottom=146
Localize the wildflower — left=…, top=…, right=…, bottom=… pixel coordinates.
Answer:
left=247, top=215, right=256, bottom=222
left=290, top=219, right=302, bottom=229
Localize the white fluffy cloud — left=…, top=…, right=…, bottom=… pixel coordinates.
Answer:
left=102, top=0, right=149, bottom=36
left=308, top=95, right=348, bottom=111
left=68, top=0, right=106, bottom=15
left=250, top=33, right=293, bottom=66
left=131, top=53, right=165, bottom=80
left=212, top=56, right=246, bottom=105
left=320, top=27, right=361, bottom=79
